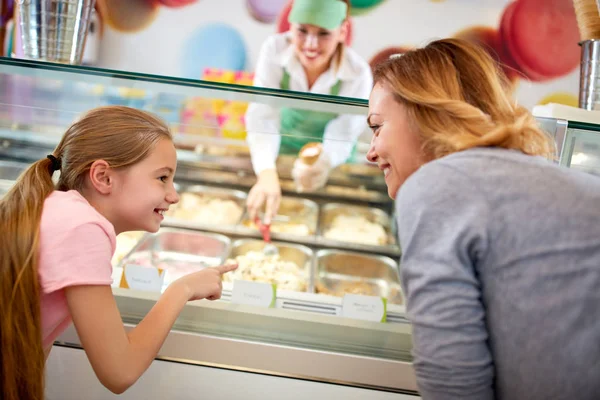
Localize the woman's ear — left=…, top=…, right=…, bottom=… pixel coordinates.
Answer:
left=88, top=160, right=113, bottom=195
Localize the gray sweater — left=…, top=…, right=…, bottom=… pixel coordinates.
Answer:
left=396, top=148, right=600, bottom=400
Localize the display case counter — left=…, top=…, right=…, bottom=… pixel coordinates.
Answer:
left=537, top=115, right=600, bottom=176
left=0, top=56, right=415, bottom=397
left=3, top=55, right=600, bottom=398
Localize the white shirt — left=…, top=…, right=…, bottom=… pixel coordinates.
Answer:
left=245, top=32, right=373, bottom=175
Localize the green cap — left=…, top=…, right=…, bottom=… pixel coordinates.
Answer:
left=288, top=0, right=348, bottom=30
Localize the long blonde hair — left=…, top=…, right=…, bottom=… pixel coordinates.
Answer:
left=373, top=38, right=555, bottom=160
left=0, top=106, right=172, bottom=400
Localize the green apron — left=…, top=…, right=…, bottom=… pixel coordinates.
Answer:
left=278, top=70, right=355, bottom=161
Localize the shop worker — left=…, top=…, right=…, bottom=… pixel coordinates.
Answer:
left=245, top=0, right=372, bottom=223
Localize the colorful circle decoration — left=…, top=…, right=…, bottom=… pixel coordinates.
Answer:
left=181, top=23, right=247, bottom=80
left=350, top=0, right=386, bottom=16
left=453, top=26, right=521, bottom=83
left=538, top=92, right=579, bottom=107
left=369, top=46, right=411, bottom=70
left=451, top=0, right=579, bottom=85
left=155, top=0, right=198, bottom=7
left=96, top=0, right=159, bottom=33
left=277, top=0, right=353, bottom=46
left=247, top=0, right=289, bottom=23
left=498, top=0, right=579, bottom=82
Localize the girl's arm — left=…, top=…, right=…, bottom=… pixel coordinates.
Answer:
left=65, top=264, right=236, bottom=394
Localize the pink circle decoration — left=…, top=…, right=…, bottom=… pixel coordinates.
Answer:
left=247, top=0, right=288, bottom=24
left=276, top=1, right=293, bottom=33
left=276, top=0, right=353, bottom=46
left=369, top=46, right=412, bottom=70
left=155, top=0, right=198, bottom=8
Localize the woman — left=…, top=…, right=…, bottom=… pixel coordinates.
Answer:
left=245, top=0, right=372, bottom=223
left=366, top=38, right=600, bottom=399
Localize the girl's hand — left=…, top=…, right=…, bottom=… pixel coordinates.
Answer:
left=174, top=264, right=238, bottom=301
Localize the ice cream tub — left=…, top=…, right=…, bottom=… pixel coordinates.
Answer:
left=314, top=249, right=403, bottom=305
left=121, top=228, right=231, bottom=286
left=166, top=185, right=247, bottom=226
left=224, top=238, right=314, bottom=293
left=318, top=203, right=396, bottom=247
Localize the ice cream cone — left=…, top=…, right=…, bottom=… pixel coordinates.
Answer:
left=574, top=0, right=600, bottom=40
left=299, top=142, right=322, bottom=165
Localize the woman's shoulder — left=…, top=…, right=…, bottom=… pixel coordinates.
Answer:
left=396, top=150, right=496, bottom=208
left=413, top=148, right=537, bottom=180
left=396, top=147, right=563, bottom=209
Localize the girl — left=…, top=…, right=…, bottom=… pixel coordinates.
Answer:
left=245, top=0, right=373, bottom=224
left=0, top=106, right=237, bottom=399
left=366, top=38, right=600, bottom=399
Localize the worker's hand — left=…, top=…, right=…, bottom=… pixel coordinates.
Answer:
left=292, top=153, right=331, bottom=192
left=247, top=169, right=281, bottom=225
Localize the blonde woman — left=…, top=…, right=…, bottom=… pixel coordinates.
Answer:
left=367, top=39, right=600, bottom=399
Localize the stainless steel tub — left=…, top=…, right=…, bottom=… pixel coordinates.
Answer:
left=337, top=163, right=383, bottom=178
left=122, top=228, right=231, bottom=284
left=279, top=180, right=387, bottom=203
left=167, top=185, right=247, bottom=226
left=318, top=203, right=396, bottom=246
left=314, top=249, right=403, bottom=305
left=226, top=238, right=314, bottom=292
left=241, top=196, right=319, bottom=237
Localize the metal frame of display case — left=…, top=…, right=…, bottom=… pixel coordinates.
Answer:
left=536, top=117, right=569, bottom=161
left=537, top=116, right=600, bottom=175
left=54, top=290, right=418, bottom=394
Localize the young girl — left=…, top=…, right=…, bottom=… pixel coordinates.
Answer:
left=0, top=106, right=237, bottom=399
left=245, top=0, right=373, bottom=224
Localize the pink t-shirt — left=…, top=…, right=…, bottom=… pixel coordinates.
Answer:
left=38, top=190, right=116, bottom=348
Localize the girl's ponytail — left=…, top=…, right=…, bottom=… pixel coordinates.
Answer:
left=0, top=155, right=58, bottom=400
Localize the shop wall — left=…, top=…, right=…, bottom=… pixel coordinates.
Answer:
left=95, top=0, right=580, bottom=110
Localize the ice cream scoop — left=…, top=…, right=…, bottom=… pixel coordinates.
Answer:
left=254, top=217, right=279, bottom=256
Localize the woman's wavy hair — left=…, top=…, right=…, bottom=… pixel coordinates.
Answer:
left=373, top=38, right=555, bottom=160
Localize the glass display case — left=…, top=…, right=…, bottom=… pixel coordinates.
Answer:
left=2, top=56, right=599, bottom=399
left=537, top=116, right=600, bottom=176
left=0, top=56, right=415, bottom=398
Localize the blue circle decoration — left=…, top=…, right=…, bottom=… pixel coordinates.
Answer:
left=181, top=23, right=248, bottom=80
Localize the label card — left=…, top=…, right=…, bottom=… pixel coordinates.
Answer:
left=341, top=294, right=387, bottom=322
left=231, top=280, right=277, bottom=308
left=119, top=265, right=165, bottom=293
